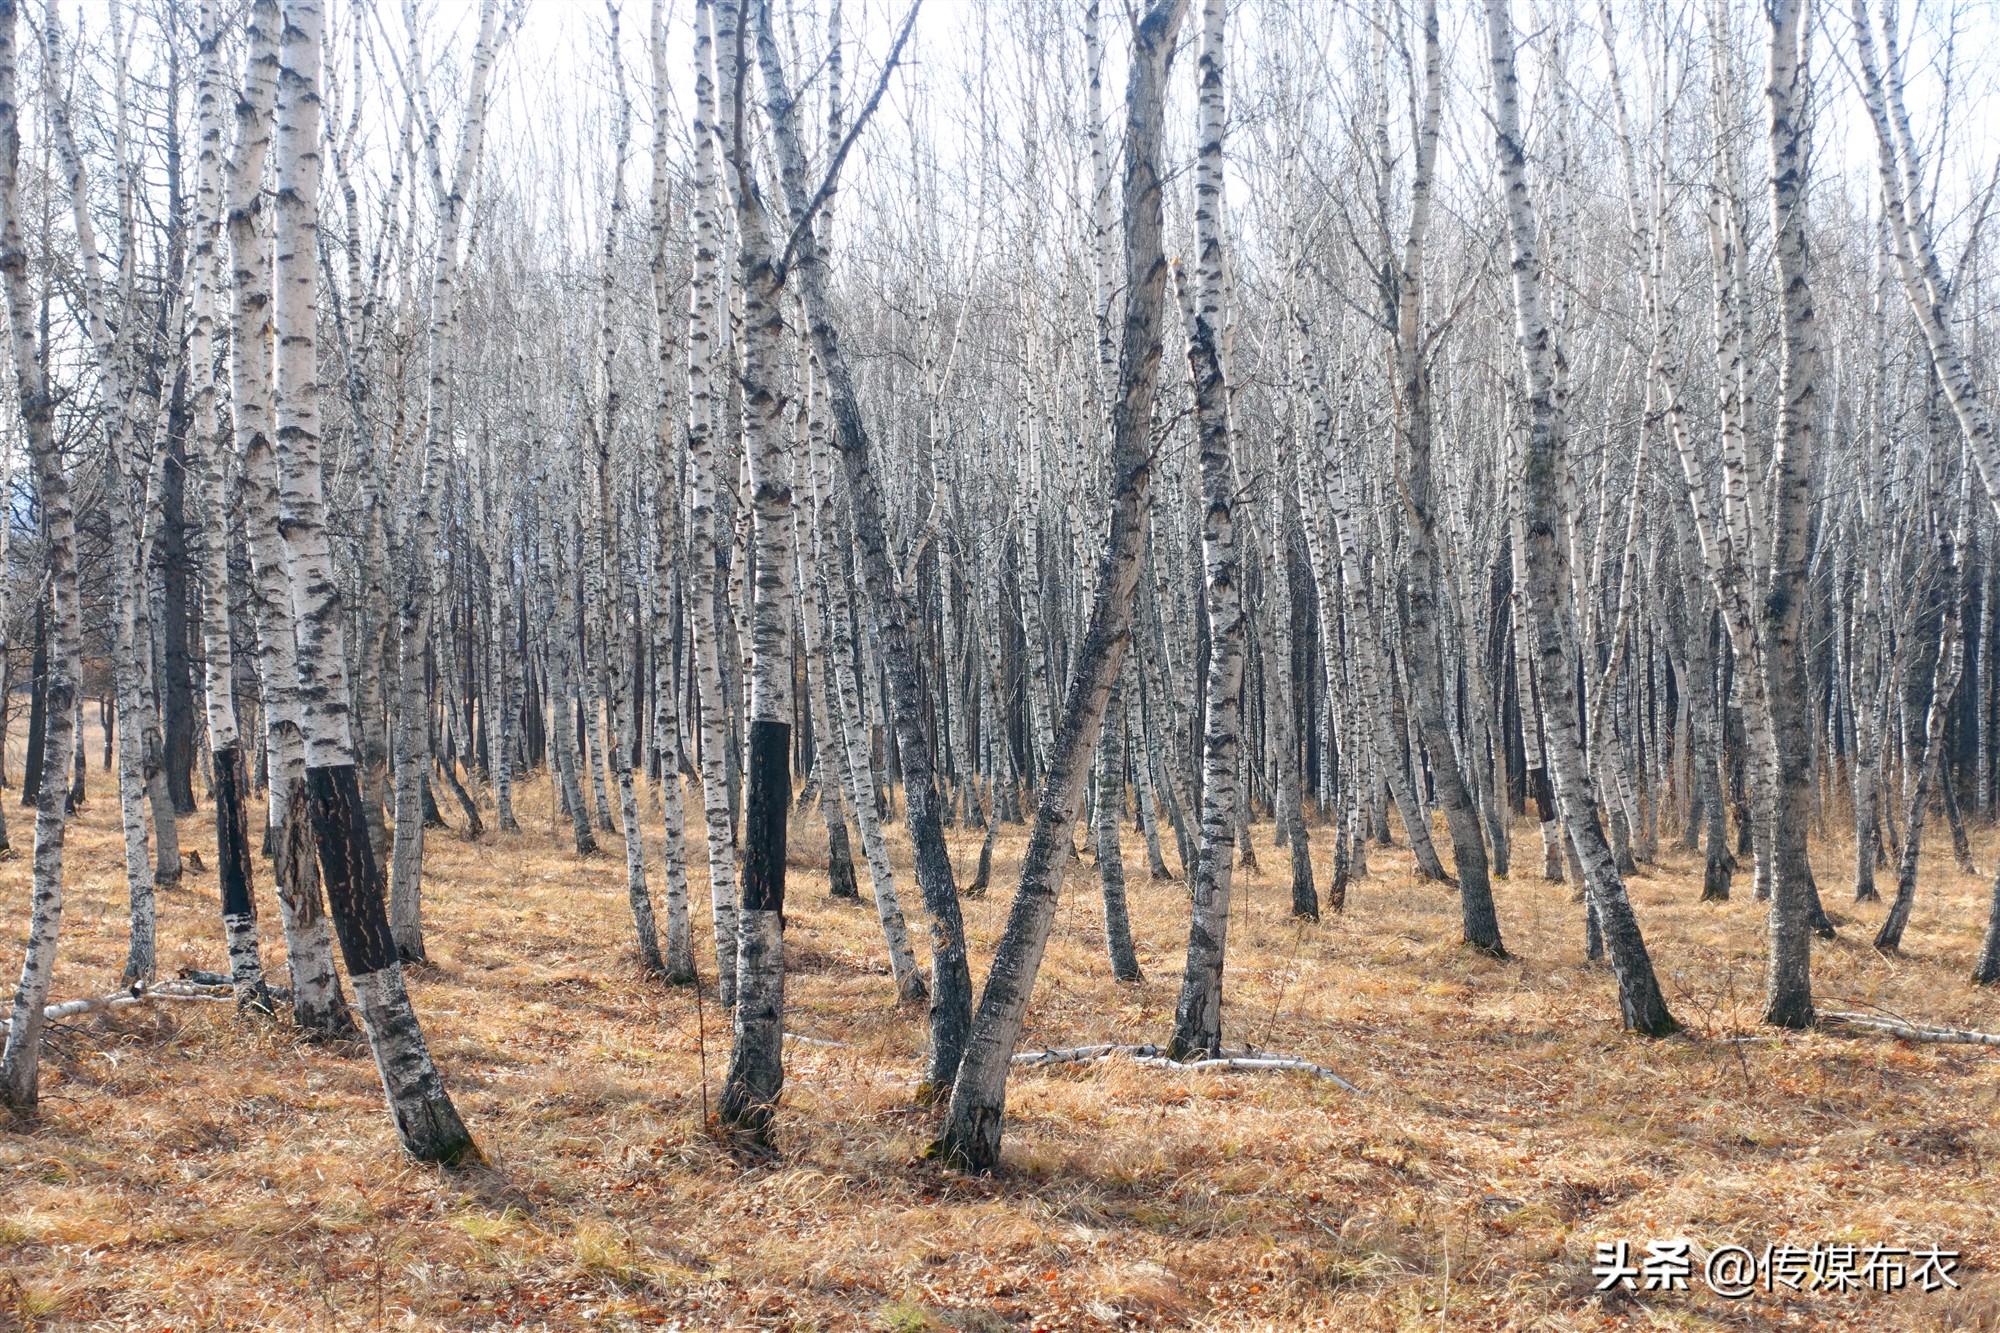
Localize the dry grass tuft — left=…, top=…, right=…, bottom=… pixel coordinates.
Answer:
left=3, top=764, right=1997, bottom=1328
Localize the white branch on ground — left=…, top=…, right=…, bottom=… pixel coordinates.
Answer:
left=1011, top=1042, right=1358, bottom=1091
left=1820, top=1011, right=2000, bottom=1047
left=43, top=981, right=236, bottom=1023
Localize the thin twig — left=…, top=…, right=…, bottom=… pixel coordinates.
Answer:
left=772, top=0, right=924, bottom=278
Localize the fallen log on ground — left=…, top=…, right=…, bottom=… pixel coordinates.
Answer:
left=1820, top=1011, right=2000, bottom=1047
left=1011, top=1042, right=1359, bottom=1091
left=43, top=981, right=236, bottom=1023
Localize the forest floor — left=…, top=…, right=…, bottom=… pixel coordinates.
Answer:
left=3, top=770, right=2000, bottom=1331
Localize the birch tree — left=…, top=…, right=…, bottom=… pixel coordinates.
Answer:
left=1482, top=0, right=1676, bottom=1036
left=0, top=0, right=82, bottom=1116
left=273, top=0, right=475, bottom=1163
left=938, top=0, right=1190, bottom=1173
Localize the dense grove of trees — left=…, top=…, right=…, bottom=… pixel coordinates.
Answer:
left=2, top=0, right=1998, bottom=1170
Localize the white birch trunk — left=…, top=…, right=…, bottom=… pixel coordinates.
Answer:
left=1482, top=0, right=1676, bottom=1035
left=274, top=0, right=476, bottom=1164
left=0, top=0, right=83, bottom=1113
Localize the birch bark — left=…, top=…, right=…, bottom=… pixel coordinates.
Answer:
left=276, top=0, right=476, bottom=1162
left=1482, top=0, right=1675, bottom=1035
left=0, top=0, right=83, bottom=1114
left=938, top=0, right=1189, bottom=1172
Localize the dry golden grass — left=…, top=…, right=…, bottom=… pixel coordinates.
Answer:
left=4, top=763, right=2000, bottom=1330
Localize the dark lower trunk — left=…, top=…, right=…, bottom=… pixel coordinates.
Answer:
left=1973, top=863, right=2000, bottom=985
left=1875, top=800, right=1925, bottom=954
left=1854, top=781, right=1880, bottom=901
left=214, top=746, right=258, bottom=957
left=1702, top=785, right=1734, bottom=901
left=306, top=763, right=478, bottom=1165
left=438, top=754, right=484, bottom=840
left=1327, top=816, right=1350, bottom=913
left=1287, top=801, right=1317, bottom=922
left=721, top=718, right=789, bottom=1138
left=160, top=429, right=199, bottom=815
left=1097, top=682, right=1142, bottom=982
left=421, top=775, right=448, bottom=828
left=1531, top=766, right=1560, bottom=881
left=825, top=812, right=860, bottom=899
left=1943, top=767, right=1976, bottom=874
left=968, top=802, right=997, bottom=896
left=22, top=596, right=45, bottom=807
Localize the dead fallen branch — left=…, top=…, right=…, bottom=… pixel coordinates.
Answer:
left=782, top=1031, right=848, bottom=1048
left=1011, top=1042, right=1358, bottom=1091
left=1011, top=1043, right=1166, bottom=1067
left=1819, top=1011, right=2000, bottom=1048
left=43, top=981, right=236, bottom=1023
left=1150, top=1055, right=1360, bottom=1090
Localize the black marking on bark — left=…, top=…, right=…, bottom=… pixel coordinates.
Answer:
left=213, top=746, right=256, bottom=922
left=307, top=762, right=398, bottom=976
left=742, top=718, right=790, bottom=917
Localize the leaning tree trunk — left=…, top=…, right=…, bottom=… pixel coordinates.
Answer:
left=937, top=0, right=1189, bottom=1173
left=1850, top=0, right=2000, bottom=527
left=272, top=0, right=475, bottom=1165
left=1387, top=0, right=1502, bottom=956
left=1322, top=438, right=1449, bottom=884
left=1482, top=0, right=1675, bottom=1036
left=1877, top=507, right=1964, bottom=954
left=814, top=441, right=924, bottom=1001
left=756, top=7, right=973, bottom=1096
